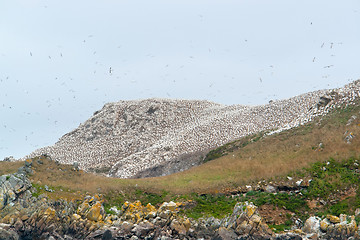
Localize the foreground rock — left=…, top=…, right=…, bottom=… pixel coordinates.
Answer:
left=2, top=164, right=360, bottom=239
left=23, top=80, right=360, bottom=178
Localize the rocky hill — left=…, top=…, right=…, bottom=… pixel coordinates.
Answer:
left=23, top=80, right=360, bottom=178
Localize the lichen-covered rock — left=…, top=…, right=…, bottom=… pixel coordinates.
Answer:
left=327, top=214, right=340, bottom=224
left=85, top=202, right=104, bottom=222
left=320, top=218, right=330, bottom=232
left=76, top=196, right=105, bottom=223
left=0, top=173, right=31, bottom=211
left=5, top=166, right=360, bottom=240
left=170, top=219, right=187, bottom=236
left=159, top=201, right=178, bottom=212
left=218, top=202, right=273, bottom=239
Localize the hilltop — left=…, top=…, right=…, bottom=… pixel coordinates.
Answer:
left=23, top=80, right=360, bottom=179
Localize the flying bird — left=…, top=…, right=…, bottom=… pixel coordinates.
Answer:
left=312, top=57, right=316, bottom=62
left=109, top=67, right=113, bottom=74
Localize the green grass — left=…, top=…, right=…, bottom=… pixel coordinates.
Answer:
left=303, top=157, right=360, bottom=199
left=203, top=131, right=266, bottom=163
left=269, top=222, right=292, bottom=233
left=237, top=191, right=309, bottom=221
left=133, top=189, right=170, bottom=206
left=183, top=194, right=237, bottom=219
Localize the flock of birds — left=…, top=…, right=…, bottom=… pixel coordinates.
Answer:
left=23, top=80, right=360, bottom=178
left=1, top=12, right=356, bottom=162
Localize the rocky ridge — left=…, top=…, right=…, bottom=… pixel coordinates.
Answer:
left=23, top=80, right=360, bottom=178
left=1, top=160, right=360, bottom=239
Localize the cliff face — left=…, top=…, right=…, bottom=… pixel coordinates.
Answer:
left=24, top=81, right=360, bottom=178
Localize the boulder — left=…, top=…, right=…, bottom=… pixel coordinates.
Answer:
left=320, top=218, right=330, bottom=232
left=219, top=202, right=272, bottom=238
left=170, top=219, right=187, bottom=236
left=265, top=185, right=277, bottom=193
left=85, top=202, right=105, bottom=222
left=132, top=221, right=154, bottom=237
left=302, top=216, right=321, bottom=234
left=0, top=227, right=19, bottom=240
left=212, top=227, right=238, bottom=240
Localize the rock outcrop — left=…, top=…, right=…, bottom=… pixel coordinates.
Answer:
left=23, top=80, right=360, bottom=178
left=1, top=160, right=360, bottom=239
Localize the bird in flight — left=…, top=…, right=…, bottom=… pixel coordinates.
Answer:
left=109, top=67, right=113, bottom=74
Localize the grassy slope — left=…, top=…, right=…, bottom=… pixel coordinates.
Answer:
left=1, top=103, right=360, bottom=221
left=138, top=104, right=360, bottom=193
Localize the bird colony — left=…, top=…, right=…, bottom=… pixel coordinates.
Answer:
left=24, top=80, right=360, bottom=178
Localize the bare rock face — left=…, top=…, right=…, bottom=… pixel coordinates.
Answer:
left=24, top=80, right=360, bottom=178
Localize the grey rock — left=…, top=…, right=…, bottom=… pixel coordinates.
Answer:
left=0, top=227, right=19, bottom=240
left=317, top=95, right=332, bottom=108
left=2, top=156, right=15, bottom=162
left=275, top=234, right=302, bottom=240
left=302, top=216, right=321, bottom=234
left=132, top=221, right=154, bottom=237
left=24, top=160, right=32, bottom=168
left=347, top=115, right=357, bottom=125
left=102, top=229, right=112, bottom=240
left=73, top=161, right=79, bottom=171
left=264, top=185, right=277, bottom=193
left=212, top=227, right=238, bottom=240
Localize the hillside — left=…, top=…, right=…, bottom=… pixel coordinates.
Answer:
left=9, top=82, right=359, bottom=195
left=23, top=80, right=360, bottom=179
left=2, top=86, right=360, bottom=239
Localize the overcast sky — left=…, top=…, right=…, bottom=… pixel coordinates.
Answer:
left=1, top=0, right=360, bottom=160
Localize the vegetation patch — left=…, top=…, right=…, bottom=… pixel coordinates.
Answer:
left=203, top=131, right=266, bottom=163
left=182, top=194, right=237, bottom=219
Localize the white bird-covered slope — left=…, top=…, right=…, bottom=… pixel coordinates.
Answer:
left=24, top=80, right=360, bottom=178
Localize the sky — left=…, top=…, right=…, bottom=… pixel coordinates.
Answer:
left=1, top=0, right=360, bottom=160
